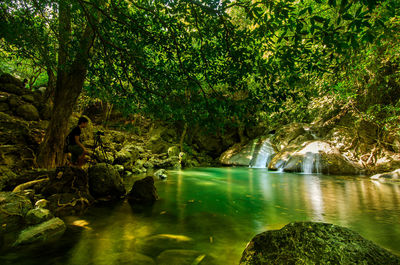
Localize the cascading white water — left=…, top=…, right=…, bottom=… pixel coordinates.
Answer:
left=250, top=139, right=275, bottom=168
left=302, top=152, right=321, bottom=174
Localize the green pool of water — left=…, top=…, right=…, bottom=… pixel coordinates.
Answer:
left=2, top=167, right=400, bottom=264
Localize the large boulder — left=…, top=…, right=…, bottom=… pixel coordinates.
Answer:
left=16, top=103, right=40, bottom=121
left=25, top=208, right=53, bottom=225
left=13, top=217, right=66, bottom=246
left=114, top=144, right=140, bottom=165
left=88, top=163, right=125, bottom=200
left=127, top=176, right=158, bottom=205
left=220, top=139, right=258, bottom=166
left=271, top=141, right=362, bottom=175
left=240, top=222, right=400, bottom=265
left=0, top=191, right=33, bottom=234
left=271, top=123, right=314, bottom=151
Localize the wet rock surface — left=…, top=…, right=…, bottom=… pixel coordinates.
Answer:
left=240, top=222, right=400, bottom=265
left=371, top=168, right=400, bottom=182
left=127, top=176, right=158, bottom=205
left=88, top=163, right=126, bottom=200
left=13, top=217, right=66, bottom=246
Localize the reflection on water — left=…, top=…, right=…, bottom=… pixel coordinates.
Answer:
left=2, top=168, right=400, bottom=265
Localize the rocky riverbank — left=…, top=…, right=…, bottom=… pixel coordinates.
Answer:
left=220, top=119, right=400, bottom=176
left=0, top=73, right=217, bottom=251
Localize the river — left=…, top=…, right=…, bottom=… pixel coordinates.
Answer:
left=2, top=167, right=400, bottom=264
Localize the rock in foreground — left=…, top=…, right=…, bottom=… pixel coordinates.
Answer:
left=88, top=163, right=126, bottom=200
left=240, top=222, right=400, bottom=265
left=14, top=217, right=66, bottom=246
left=127, top=176, right=158, bottom=205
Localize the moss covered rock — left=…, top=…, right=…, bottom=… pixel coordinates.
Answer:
left=88, top=163, right=125, bottom=200
left=127, top=176, right=158, bottom=205
left=240, top=222, right=400, bottom=265
left=0, top=191, right=33, bottom=234
left=13, top=217, right=66, bottom=246
left=16, top=104, right=40, bottom=121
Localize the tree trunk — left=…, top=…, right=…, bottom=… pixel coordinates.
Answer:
left=44, top=69, right=56, bottom=103
left=37, top=1, right=95, bottom=168
left=179, top=123, right=188, bottom=152
left=36, top=73, right=87, bottom=168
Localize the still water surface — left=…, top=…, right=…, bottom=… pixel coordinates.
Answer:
left=2, top=168, right=400, bottom=264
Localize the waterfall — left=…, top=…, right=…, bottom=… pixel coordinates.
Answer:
left=250, top=139, right=275, bottom=168
left=302, top=152, right=321, bottom=174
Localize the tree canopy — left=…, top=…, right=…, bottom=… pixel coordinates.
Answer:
left=1, top=0, right=399, bottom=167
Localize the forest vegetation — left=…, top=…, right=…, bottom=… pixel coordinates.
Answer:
left=1, top=0, right=399, bottom=168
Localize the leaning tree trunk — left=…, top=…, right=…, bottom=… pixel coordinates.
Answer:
left=36, top=72, right=87, bottom=168
left=37, top=1, right=94, bottom=168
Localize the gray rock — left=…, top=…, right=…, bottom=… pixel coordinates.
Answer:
left=88, top=163, right=125, bottom=199
left=127, top=176, right=158, bottom=205
left=156, top=249, right=214, bottom=265
left=14, top=217, right=66, bottom=246
left=220, top=139, right=259, bottom=166
left=137, top=234, right=195, bottom=257
left=371, top=169, right=400, bottom=182
left=16, top=103, right=40, bottom=121
left=283, top=141, right=362, bottom=175
left=240, top=222, right=400, bottom=265
left=25, top=208, right=53, bottom=225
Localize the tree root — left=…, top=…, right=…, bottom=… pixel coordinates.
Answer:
left=12, top=178, right=49, bottom=192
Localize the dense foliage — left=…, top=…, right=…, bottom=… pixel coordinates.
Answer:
left=1, top=0, right=399, bottom=132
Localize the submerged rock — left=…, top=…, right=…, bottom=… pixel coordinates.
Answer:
left=136, top=234, right=195, bottom=257
left=88, top=163, right=125, bottom=200
left=110, top=252, right=156, bottom=265
left=156, top=249, right=215, bottom=265
left=14, top=217, right=66, bottom=246
left=127, top=176, right=158, bottom=205
left=240, top=222, right=400, bottom=265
